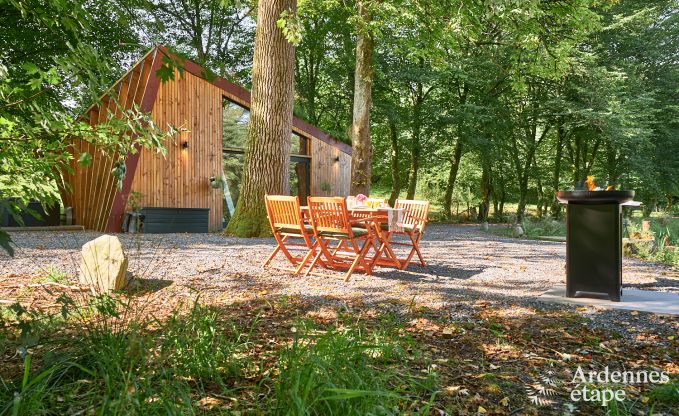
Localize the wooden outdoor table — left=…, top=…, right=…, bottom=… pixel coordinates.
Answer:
left=300, top=206, right=402, bottom=269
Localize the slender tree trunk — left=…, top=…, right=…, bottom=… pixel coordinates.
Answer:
left=387, top=119, right=401, bottom=206
left=531, top=155, right=545, bottom=219
left=492, top=163, right=505, bottom=220
left=515, top=124, right=550, bottom=223
left=605, top=141, right=623, bottom=186
left=550, top=124, right=565, bottom=219
left=443, top=86, right=468, bottom=219
left=406, top=82, right=423, bottom=199
left=478, top=163, right=492, bottom=222
left=225, top=0, right=296, bottom=237
left=516, top=150, right=535, bottom=224
left=665, top=193, right=672, bottom=212
left=349, top=0, right=374, bottom=195
left=535, top=172, right=544, bottom=218
left=516, top=177, right=529, bottom=224
left=443, top=138, right=464, bottom=219
left=405, top=136, right=420, bottom=199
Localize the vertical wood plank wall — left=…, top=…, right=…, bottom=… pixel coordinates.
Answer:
left=130, top=69, right=224, bottom=231
left=62, top=50, right=155, bottom=231
left=310, top=139, right=351, bottom=196
left=63, top=46, right=352, bottom=232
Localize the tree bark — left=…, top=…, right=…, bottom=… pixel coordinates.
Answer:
left=349, top=0, right=374, bottom=195
left=533, top=156, right=544, bottom=219
left=406, top=81, right=424, bottom=199
left=387, top=119, right=401, bottom=206
left=516, top=170, right=530, bottom=224
left=225, top=0, right=296, bottom=237
left=478, top=163, right=492, bottom=222
left=515, top=125, right=551, bottom=224
left=443, top=85, right=468, bottom=219
left=443, top=138, right=464, bottom=219
left=550, top=124, right=565, bottom=219
left=492, top=163, right=506, bottom=220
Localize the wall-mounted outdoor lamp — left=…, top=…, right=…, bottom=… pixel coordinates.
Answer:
left=182, top=140, right=189, bottom=149
left=334, top=156, right=340, bottom=163
left=209, top=176, right=224, bottom=189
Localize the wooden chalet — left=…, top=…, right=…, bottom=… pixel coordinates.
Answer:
left=61, top=46, right=352, bottom=233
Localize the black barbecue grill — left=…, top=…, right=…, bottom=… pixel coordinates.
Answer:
left=556, top=190, right=635, bottom=302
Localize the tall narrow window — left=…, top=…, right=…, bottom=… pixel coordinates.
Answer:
left=221, top=97, right=310, bottom=226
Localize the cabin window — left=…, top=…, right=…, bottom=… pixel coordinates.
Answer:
left=221, top=98, right=310, bottom=226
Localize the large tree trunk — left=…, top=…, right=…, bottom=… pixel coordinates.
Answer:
left=443, top=138, right=464, bottom=219
left=225, top=0, right=296, bottom=237
left=387, top=119, right=401, bottom=206
left=349, top=0, right=374, bottom=195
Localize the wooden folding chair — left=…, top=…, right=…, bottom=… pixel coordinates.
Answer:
left=297, top=197, right=377, bottom=281
left=263, top=195, right=315, bottom=269
left=392, top=199, right=430, bottom=270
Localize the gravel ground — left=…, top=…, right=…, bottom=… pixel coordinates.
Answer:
left=2, top=224, right=677, bottom=337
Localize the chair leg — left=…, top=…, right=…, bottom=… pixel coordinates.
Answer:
left=399, top=233, right=420, bottom=270
left=344, top=238, right=374, bottom=281
left=294, top=241, right=318, bottom=275
left=304, top=250, right=324, bottom=277
left=264, top=235, right=297, bottom=267
left=262, top=246, right=280, bottom=267
left=268, top=234, right=298, bottom=267
left=412, top=233, right=426, bottom=266
left=344, top=254, right=362, bottom=281
left=305, top=238, right=334, bottom=277
left=358, top=239, right=375, bottom=275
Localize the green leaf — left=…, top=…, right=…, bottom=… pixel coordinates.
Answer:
left=78, top=152, right=92, bottom=167
left=22, top=62, right=39, bottom=75
left=0, top=230, right=14, bottom=257
left=155, top=63, right=175, bottom=82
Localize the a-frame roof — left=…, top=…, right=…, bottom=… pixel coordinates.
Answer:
left=154, top=45, right=352, bottom=155
left=72, top=45, right=351, bottom=233
left=90, top=45, right=352, bottom=155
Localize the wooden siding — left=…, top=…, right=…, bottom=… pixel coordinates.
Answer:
left=130, top=69, right=224, bottom=231
left=62, top=49, right=157, bottom=231
left=310, top=138, right=351, bottom=197
left=62, top=46, right=351, bottom=232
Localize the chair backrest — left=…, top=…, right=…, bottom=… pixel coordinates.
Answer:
left=394, top=199, right=430, bottom=232
left=307, top=196, right=352, bottom=236
left=265, top=195, right=305, bottom=232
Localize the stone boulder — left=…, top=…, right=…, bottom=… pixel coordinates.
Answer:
left=79, top=235, right=129, bottom=293
left=512, top=224, right=524, bottom=237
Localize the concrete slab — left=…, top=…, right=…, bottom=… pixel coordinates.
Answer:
left=536, top=236, right=566, bottom=242
left=538, top=285, right=679, bottom=315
